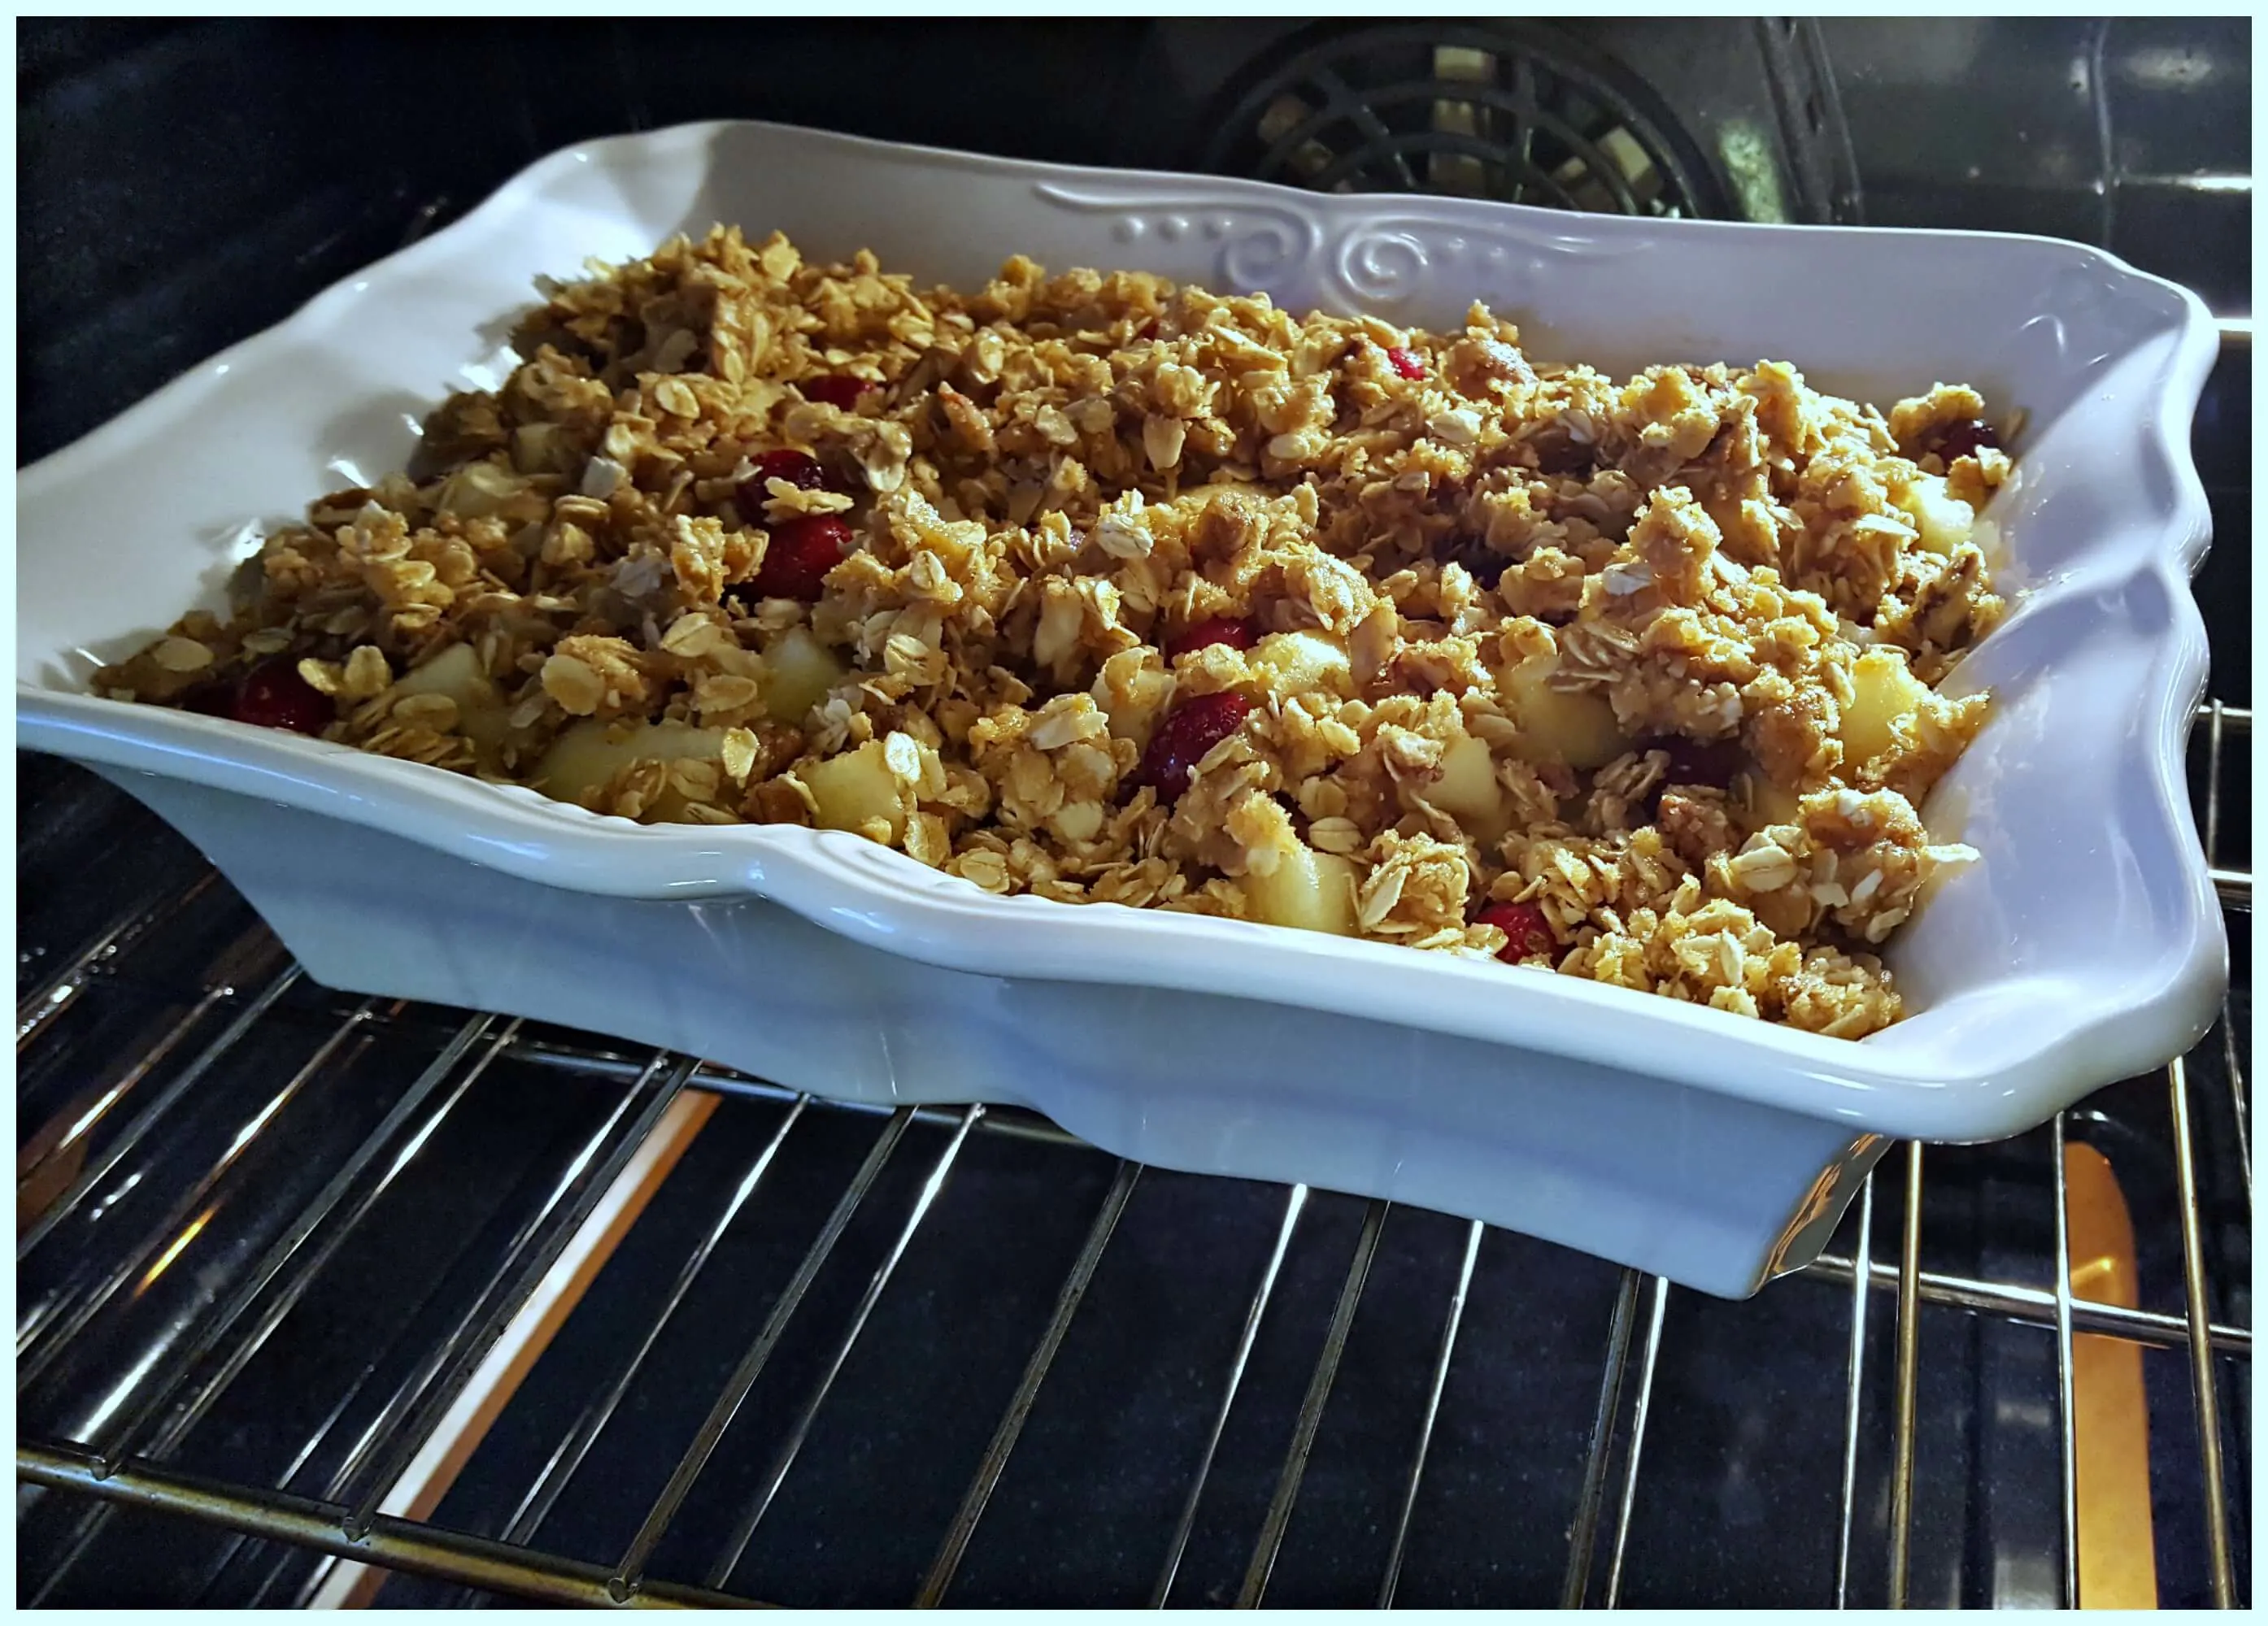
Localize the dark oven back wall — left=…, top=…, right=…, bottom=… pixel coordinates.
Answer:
left=30, top=15, right=1826, bottom=463
left=17, top=17, right=1179, bottom=465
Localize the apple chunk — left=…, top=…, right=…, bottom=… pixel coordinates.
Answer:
left=1504, top=655, right=1627, bottom=770
left=1098, top=663, right=1178, bottom=750
left=1895, top=472, right=1976, bottom=557
left=1741, top=774, right=1804, bottom=831
left=391, top=641, right=490, bottom=706
left=1430, top=733, right=1511, bottom=843
left=1250, top=629, right=1353, bottom=698
left=799, top=739, right=908, bottom=843
left=393, top=642, right=510, bottom=771
left=537, top=718, right=725, bottom=822
left=761, top=626, right=847, bottom=728
left=1839, top=646, right=1931, bottom=768
left=1245, top=843, right=1360, bottom=937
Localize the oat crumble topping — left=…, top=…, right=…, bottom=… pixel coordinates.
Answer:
left=102, top=227, right=2014, bottom=1038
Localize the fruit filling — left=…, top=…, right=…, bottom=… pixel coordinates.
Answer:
left=102, top=228, right=2013, bottom=1037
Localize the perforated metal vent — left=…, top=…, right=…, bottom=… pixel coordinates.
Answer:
left=1197, top=23, right=1732, bottom=220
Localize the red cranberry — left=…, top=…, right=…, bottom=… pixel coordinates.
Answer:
left=733, top=449, right=839, bottom=524
left=1163, top=615, right=1260, bottom=662
left=1386, top=346, right=1428, bottom=380
left=231, top=658, right=334, bottom=736
left=748, top=514, right=854, bottom=602
left=801, top=375, right=874, bottom=411
left=753, top=449, right=828, bottom=490
left=1477, top=900, right=1556, bottom=964
left=1925, top=419, right=2000, bottom=465
left=1134, top=691, right=1253, bottom=801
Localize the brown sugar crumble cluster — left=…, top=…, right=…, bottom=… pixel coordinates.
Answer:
left=103, top=228, right=2014, bottom=1037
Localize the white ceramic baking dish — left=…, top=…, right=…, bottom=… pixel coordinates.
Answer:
left=17, top=120, right=2226, bottom=1298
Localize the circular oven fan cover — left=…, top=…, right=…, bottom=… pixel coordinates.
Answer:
left=1196, top=21, right=1732, bottom=221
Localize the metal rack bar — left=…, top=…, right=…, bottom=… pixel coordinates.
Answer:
left=18, top=996, right=381, bottom=1386
left=17, top=985, right=228, bottom=1217
left=20, top=1440, right=755, bottom=1610
left=1561, top=1267, right=1643, bottom=1609
left=1148, top=1183, right=1309, bottom=1609
left=307, top=1081, right=725, bottom=1610
left=338, top=1053, right=699, bottom=1538
left=2205, top=700, right=2227, bottom=859
left=94, top=1014, right=509, bottom=1467
left=703, top=1104, right=987, bottom=1592
left=202, top=1220, right=555, bottom=1593
left=612, top=1107, right=915, bottom=1599
left=17, top=871, right=218, bottom=1046
left=2168, top=1056, right=2237, bottom=1607
left=1602, top=1276, right=1669, bottom=1610
left=2223, top=997, right=2250, bottom=1211
left=916, top=1159, right=1142, bottom=1608
left=1833, top=1174, right=1874, bottom=1609
left=2205, top=702, right=2251, bottom=1209
left=24, top=1015, right=519, bottom=1607
left=496, top=1096, right=811, bottom=1555
left=17, top=964, right=303, bottom=1262
left=181, top=1048, right=688, bottom=1603
left=1887, top=1143, right=1923, bottom=1610
left=1800, top=1254, right=2250, bottom=1356
left=146, top=1015, right=518, bottom=1460
left=1376, top=1218, right=1483, bottom=1611
left=2051, top=1115, right=2080, bottom=1609
left=215, top=1052, right=692, bottom=1607
left=1238, top=1198, right=1388, bottom=1607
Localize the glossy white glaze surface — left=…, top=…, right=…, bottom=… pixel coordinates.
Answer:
left=19, top=122, right=2225, bottom=1293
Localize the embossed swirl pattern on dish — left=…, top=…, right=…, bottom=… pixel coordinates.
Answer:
left=1033, top=182, right=1640, bottom=316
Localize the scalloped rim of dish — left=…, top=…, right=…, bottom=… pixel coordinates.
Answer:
left=17, top=119, right=2227, bottom=1144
